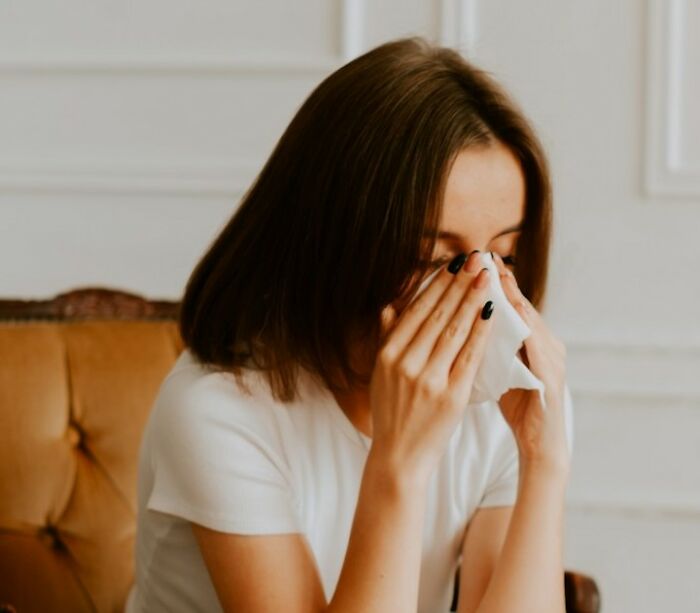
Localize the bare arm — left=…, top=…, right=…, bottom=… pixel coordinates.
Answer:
left=455, top=461, right=568, bottom=613
left=191, top=447, right=430, bottom=613
left=326, top=448, right=430, bottom=612
left=191, top=526, right=327, bottom=612
left=473, top=461, right=567, bottom=613
left=456, top=506, right=513, bottom=613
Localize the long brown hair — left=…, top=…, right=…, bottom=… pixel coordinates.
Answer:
left=178, top=35, right=552, bottom=403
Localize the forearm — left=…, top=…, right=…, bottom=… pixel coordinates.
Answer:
left=475, top=460, right=569, bottom=613
left=328, top=447, right=429, bottom=613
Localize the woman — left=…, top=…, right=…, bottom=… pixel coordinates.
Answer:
left=127, top=35, right=573, bottom=613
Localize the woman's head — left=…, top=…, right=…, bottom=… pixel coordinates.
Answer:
left=178, top=35, right=552, bottom=402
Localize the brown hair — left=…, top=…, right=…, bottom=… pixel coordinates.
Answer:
left=178, top=35, right=553, bottom=403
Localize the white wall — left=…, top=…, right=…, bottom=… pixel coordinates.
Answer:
left=2, top=1, right=698, bottom=610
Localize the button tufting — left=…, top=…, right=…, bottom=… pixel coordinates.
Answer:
left=38, top=524, right=66, bottom=552
left=66, top=423, right=81, bottom=446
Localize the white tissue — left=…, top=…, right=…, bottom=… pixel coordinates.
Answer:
left=409, top=251, right=547, bottom=410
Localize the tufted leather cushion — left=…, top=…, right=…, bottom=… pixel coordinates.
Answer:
left=0, top=319, right=183, bottom=612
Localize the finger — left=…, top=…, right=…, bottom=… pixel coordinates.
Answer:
left=504, top=274, right=562, bottom=352
left=447, top=300, right=497, bottom=402
left=421, top=269, right=494, bottom=381
left=489, top=253, right=528, bottom=317
left=498, top=266, right=521, bottom=306
left=508, top=286, right=549, bottom=367
left=521, top=333, right=556, bottom=389
left=500, top=272, right=543, bottom=331
left=490, top=253, right=525, bottom=308
left=378, top=304, right=398, bottom=345
left=382, top=262, right=457, bottom=355
left=491, top=252, right=565, bottom=369
left=491, top=251, right=508, bottom=275
left=399, top=253, right=488, bottom=374
left=491, top=251, right=518, bottom=276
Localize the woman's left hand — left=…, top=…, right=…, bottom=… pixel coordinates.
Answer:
left=491, top=253, right=570, bottom=475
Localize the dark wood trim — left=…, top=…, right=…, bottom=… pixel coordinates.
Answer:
left=450, top=566, right=600, bottom=612
left=564, top=569, right=602, bottom=613
left=0, top=287, right=179, bottom=321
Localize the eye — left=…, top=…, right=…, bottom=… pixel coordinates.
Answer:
left=432, top=254, right=517, bottom=267
left=422, top=253, right=517, bottom=270
left=429, top=255, right=453, bottom=269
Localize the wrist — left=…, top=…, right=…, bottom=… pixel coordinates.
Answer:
left=365, top=445, right=432, bottom=498
left=519, top=466, right=570, bottom=498
left=519, top=453, right=570, bottom=485
left=517, top=439, right=570, bottom=473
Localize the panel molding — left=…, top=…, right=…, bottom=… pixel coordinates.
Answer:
left=439, top=0, right=478, bottom=57
left=565, top=338, right=700, bottom=518
left=564, top=338, right=700, bottom=401
left=0, top=0, right=369, bottom=195
left=340, top=0, right=365, bottom=61
left=0, top=56, right=341, bottom=76
left=645, top=0, right=700, bottom=198
left=0, top=157, right=258, bottom=196
left=567, top=494, right=700, bottom=521
left=0, top=0, right=362, bottom=76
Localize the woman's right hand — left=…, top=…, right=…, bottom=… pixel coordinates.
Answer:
left=368, top=250, right=496, bottom=483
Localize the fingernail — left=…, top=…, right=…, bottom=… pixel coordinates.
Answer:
left=447, top=252, right=467, bottom=274
left=465, top=250, right=482, bottom=273
left=480, top=300, right=495, bottom=320
left=474, top=267, right=490, bottom=288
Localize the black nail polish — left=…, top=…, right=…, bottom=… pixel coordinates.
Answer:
left=480, top=300, right=494, bottom=320
left=447, top=252, right=467, bottom=274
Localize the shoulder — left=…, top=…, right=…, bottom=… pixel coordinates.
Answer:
left=146, top=349, right=285, bottom=454
left=141, top=350, right=303, bottom=533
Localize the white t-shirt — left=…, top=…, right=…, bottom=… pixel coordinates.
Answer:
left=125, top=348, right=574, bottom=613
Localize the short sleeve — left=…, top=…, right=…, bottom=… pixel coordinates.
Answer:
left=144, top=385, right=302, bottom=534
left=477, top=380, right=576, bottom=508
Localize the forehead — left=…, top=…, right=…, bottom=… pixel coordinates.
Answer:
left=440, top=142, right=525, bottom=233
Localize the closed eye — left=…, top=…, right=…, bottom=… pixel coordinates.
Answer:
left=424, top=254, right=517, bottom=270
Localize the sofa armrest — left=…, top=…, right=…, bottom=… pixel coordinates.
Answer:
left=564, top=569, right=601, bottom=613
left=449, top=567, right=601, bottom=612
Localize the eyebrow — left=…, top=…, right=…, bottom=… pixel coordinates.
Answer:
left=425, top=221, right=524, bottom=241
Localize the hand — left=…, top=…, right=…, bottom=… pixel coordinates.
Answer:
left=491, top=253, right=570, bottom=475
left=370, top=252, right=497, bottom=483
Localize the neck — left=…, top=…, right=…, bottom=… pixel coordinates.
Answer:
left=328, top=330, right=382, bottom=439
left=331, top=385, right=373, bottom=438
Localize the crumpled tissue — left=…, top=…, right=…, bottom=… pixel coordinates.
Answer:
left=409, top=251, right=547, bottom=410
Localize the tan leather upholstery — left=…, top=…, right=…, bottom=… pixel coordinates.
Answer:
left=0, top=316, right=183, bottom=612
